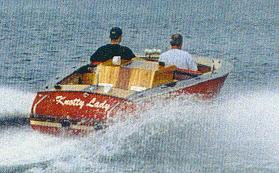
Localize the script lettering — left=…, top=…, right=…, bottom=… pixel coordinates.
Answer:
left=55, top=96, right=85, bottom=109
left=86, top=98, right=111, bottom=112
left=55, top=96, right=111, bottom=112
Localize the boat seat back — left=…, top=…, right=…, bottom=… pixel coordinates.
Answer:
left=124, top=64, right=176, bottom=90
left=96, top=60, right=176, bottom=90
left=151, top=65, right=176, bottom=87
left=97, top=64, right=121, bottom=87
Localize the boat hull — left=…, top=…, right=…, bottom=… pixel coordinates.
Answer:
left=175, top=74, right=228, bottom=99
left=30, top=73, right=228, bottom=135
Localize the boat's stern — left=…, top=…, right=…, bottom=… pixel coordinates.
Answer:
left=30, top=90, right=128, bottom=135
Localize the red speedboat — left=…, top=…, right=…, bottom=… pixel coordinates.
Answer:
left=29, top=56, right=232, bottom=135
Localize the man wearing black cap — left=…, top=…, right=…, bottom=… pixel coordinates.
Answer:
left=90, top=27, right=135, bottom=63
left=159, top=33, right=197, bottom=71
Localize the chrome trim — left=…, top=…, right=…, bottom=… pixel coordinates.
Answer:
left=30, top=120, right=96, bottom=131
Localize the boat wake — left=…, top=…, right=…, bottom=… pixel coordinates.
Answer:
left=0, top=87, right=35, bottom=126
left=1, top=89, right=279, bottom=172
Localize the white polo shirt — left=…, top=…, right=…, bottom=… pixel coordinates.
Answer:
left=159, top=49, right=198, bottom=71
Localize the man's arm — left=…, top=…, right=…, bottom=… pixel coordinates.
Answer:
left=158, top=52, right=166, bottom=62
left=90, top=47, right=104, bottom=62
left=185, top=53, right=198, bottom=71
left=122, top=47, right=136, bottom=60
left=189, top=59, right=198, bottom=71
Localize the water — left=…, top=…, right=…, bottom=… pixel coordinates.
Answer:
left=0, top=0, right=278, bottom=172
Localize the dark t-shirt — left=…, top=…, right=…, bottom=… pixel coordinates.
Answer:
left=90, top=44, right=135, bottom=62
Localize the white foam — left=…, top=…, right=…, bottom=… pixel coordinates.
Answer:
left=1, top=90, right=279, bottom=172
left=0, top=127, right=83, bottom=167
left=0, top=87, right=35, bottom=118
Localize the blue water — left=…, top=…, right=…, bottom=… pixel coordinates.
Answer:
left=0, top=0, right=278, bottom=172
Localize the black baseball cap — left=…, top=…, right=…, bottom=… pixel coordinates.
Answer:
left=110, top=27, right=122, bottom=39
left=170, top=33, right=183, bottom=46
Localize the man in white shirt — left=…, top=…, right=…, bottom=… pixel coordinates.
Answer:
left=159, top=34, right=198, bottom=71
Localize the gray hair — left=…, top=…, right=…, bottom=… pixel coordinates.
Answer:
left=170, top=34, right=183, bottom=46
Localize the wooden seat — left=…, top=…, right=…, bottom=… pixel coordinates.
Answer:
left=127, top=65, right=176, bottom=89
left=97, top=64, right=121, bottom=87
left=92, top=60, right=176, bottom=91
left=152, top=65, right=176, bottom=87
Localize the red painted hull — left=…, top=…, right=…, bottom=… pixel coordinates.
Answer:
left=30, top=91, right=135, bottom=135
left=30, top=74, right=228, bottom=135
left=176, top=75, right=228, bottom=99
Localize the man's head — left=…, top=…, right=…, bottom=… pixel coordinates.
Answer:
left=170, top=33, right=183, bottom=49
left=110, top=27, right=122, bottom=43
